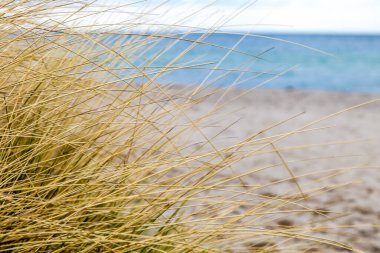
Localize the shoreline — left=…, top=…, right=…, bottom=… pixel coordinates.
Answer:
left=169, top=81, right=380, bottom=97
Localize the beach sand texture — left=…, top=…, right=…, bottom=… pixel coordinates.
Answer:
left=186, top=88, right=380, bottom=252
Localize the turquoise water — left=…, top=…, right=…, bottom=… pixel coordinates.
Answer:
left=110, top=33, right=380, bottom=92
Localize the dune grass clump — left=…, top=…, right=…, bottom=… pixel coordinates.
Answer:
left=0, top=1, right=362, bottom=252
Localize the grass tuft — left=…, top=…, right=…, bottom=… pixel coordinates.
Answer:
left=0, top=1, right=363, bottom=252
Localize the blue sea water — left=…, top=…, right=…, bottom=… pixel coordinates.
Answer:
left=110, top=33, right=380, bottom=93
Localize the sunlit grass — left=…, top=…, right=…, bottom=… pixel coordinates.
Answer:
left=0, top=1, right=367, bottom=252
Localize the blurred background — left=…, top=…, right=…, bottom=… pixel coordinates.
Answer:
left=101, top=0, right=380, bottom=92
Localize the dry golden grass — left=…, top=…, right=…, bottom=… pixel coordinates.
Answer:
left=0, top=1, right=366, bottom=252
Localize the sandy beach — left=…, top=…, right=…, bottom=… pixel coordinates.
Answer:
left=187, top=87, right=380, bottom=252
left=3, top=1, right=380, bottom=252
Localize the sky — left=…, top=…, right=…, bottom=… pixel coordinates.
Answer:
left=69, top=0, right=380, bottom=34
left=128, top=0, right=380, bottom=34
left=222, top=0, right=380, bottom=33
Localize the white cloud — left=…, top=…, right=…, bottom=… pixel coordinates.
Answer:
left=53, top=0, right=380, bottom=33
left=150, top=0, right=380, bottom=33
left=244, top=0, right=380, bottom=33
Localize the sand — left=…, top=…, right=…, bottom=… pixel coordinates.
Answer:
left=186, top=87, right=380, bottom=252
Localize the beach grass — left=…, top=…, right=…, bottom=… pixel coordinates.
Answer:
left=0, top=1, right=364, bottom=252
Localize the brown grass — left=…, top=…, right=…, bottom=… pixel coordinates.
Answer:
left=0, top=1, right=362, bottom=252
